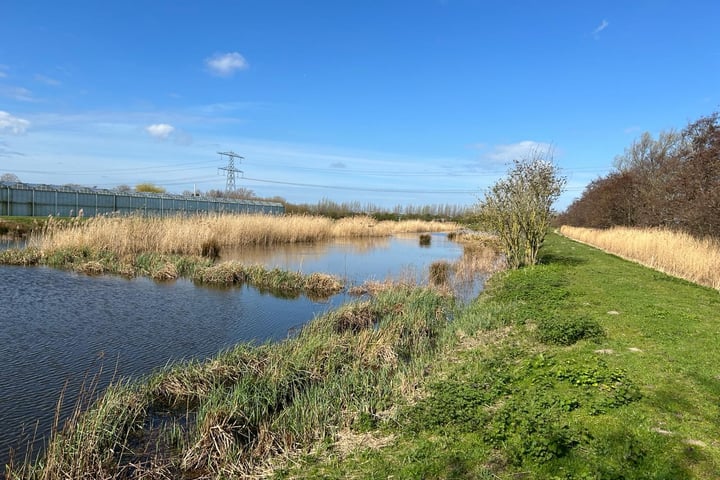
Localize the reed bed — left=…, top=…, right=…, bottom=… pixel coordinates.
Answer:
left=560, top=225, right=720, bottom=290
left=7, top=286, right=453, bottom=479
left=30, top=214, right=455, bottom=257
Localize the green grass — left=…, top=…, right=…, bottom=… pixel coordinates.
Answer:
left=279, top=232, right=720, bottom=479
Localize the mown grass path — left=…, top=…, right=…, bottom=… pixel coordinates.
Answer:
left=282, top=232, right=720, bottom=479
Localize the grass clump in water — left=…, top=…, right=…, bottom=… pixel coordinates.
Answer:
left=429, top=260, right=451, bottom=286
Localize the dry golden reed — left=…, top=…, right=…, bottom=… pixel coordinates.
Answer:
left=560, top=225, right=720, bottom=291
left=31, top=214, right=454, bottom=257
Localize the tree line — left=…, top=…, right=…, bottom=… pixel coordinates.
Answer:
left=558, top=111, right=720, bottom=238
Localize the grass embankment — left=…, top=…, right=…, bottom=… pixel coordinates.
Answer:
left=278, top=233, right=720, bottom=479
left=0, top=216, right=53, bottom=237
left=561, top=225, right=720, bottom=291
left=6, top=286, right=456, bottom=479
left=0, top=214, right=454, bottom=297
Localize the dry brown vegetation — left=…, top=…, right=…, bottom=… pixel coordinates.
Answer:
left=30, top=214, right=455, bottom=257
left=560, top=225, right=720, bottom=290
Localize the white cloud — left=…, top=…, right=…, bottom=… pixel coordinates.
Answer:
left=0, top=111, right=30, bottom=134
left=483, top=140, right=553, bottom=163
left=592, top=19, right=609, bottom=37
left=205, top=52, right=249, bottom=77
left=145, top=123, right=175, bottom=140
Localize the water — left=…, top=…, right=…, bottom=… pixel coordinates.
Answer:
left=0, top=233, right=473, bottom=469
left=219, top=232, right=462, bottom=285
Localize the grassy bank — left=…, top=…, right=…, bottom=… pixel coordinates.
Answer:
left=560, top=225, right=720, bottom=291
left=276, top=233, right=720, bottom=479
left=6, top=286, right=456, bottom=479
left=0, top=216, right=50, bottom=237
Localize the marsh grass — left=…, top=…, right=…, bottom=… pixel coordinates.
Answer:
left=6, top=286, right=455, bottom=479
left=0, top=213, right=454, bottom=296
left=429, top=260, right=451, bottom=286
left=192, top=262, right=344, bottom=298
left=29, top=214, right=454, bottom=257
left=560, top=225, right=720, bottom=290
left=0, top=247, right=42, bottom=266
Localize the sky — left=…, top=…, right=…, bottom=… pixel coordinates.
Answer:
left=1, top=1, right=718, bottom=211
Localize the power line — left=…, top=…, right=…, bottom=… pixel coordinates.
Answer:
left=241, top=176, right=478, bottom=194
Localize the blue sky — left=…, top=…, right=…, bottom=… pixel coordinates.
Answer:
left=1, top=1, right=718, bottom=210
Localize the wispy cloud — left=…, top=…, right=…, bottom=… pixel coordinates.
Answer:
left=0, top=86, right=37, bottom=102
left=145, top=123, right=175, bottom=140
left=592, top=19, right=609, bottom=38
left=481, top=140, right=554, bottom=163
left=0, top=111, right=30, bottom=134
left=196, top=101, right=261, bottom=115
left=623, top=125, right=642, bottom=134
left=205, top=52, right=249, bottom=77
left=34, top=74, right=61, bottom=86
left=0, top=140, right=24, bottom=157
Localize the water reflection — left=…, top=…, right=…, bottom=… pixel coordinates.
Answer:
left=0, top=237, right=26, bottom=251
left=220, top=233, right=461, bottom=286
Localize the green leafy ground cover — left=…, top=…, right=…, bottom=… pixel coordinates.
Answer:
left=278, top=233, right=720, bottom=479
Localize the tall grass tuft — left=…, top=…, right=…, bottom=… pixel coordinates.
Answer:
left=429, top=260, right=451, bottom=286
left=560, top=225, right=720, bottom=290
